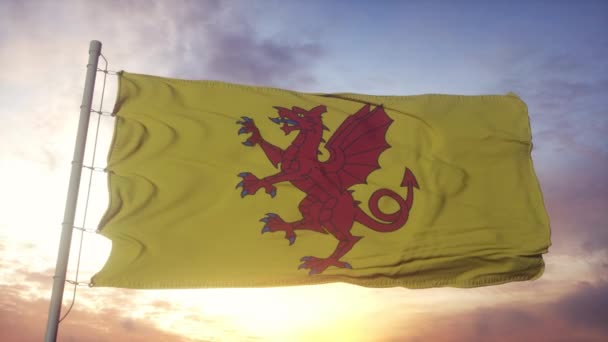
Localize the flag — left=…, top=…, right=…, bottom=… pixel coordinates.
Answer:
left=91, top=71, right=550, bottom=289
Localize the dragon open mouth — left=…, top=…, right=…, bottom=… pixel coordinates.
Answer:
left=270, top=117, right=298, bottom=126
left=269, top=116, right=299, bottom=134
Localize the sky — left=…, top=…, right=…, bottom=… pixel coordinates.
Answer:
left=0, top=0, right=607, bottom=341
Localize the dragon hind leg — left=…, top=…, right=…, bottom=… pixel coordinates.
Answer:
left=260, top=213, right=325, bottom=246
left=259, top=197, right=326, bottom=245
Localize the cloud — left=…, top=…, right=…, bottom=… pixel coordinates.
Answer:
left=0, top=285, right=202, bottom=342
left=537, top=156, right=608, bottom=254
left=551, top=281, right=608, bottom=332
left=23, top=268, right=54, bottom=287
left=157, top=1, right=324, bottom=87
left=196, top=27, right=322, bottom=87
left=393, top=281, right=608, bottom=342
left=52, top=0, right=324, bottom=87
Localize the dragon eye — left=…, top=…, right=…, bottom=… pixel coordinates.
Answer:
left=297, top=113, right=304, bottom=118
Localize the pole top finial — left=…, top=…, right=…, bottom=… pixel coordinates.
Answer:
left=89, top=40, right=102, bottom=53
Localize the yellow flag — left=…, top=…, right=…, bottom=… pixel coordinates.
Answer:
left=91, top=72, right=550, bottom=289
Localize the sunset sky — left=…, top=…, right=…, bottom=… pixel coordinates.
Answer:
left=1, top=0, right=607, bottom=341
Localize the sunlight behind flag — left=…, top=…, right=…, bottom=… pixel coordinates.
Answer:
left=131, top=285, right=407, bottom=342
left=91, top=72, right=550, bottom=289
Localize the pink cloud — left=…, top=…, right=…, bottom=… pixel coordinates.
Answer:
left=387, top=281, right=608, bottom=342
left=0, top=284, right=198, bottom=342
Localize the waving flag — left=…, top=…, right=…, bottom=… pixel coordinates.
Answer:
left=91, top=72, right=550, bottom=289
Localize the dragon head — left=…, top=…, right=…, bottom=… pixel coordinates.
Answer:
left=269, top=105, right=327, bottom=135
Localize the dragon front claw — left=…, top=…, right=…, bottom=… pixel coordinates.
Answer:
left=258, top=213, right=296, bottom=245
left=236, top=116, right=261, bottom=145
left=260, top=213, right=279, bottom=224
left=237, top=172, right=257, bottom=198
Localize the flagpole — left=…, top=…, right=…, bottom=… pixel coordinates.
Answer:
left=44, top=40, right=102, bottom=342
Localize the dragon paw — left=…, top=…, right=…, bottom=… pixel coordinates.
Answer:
left=235, top=173, right=276, bottom=198
left=298, top=256, right=352, bottom=275
left=236, top=172, right=261, bottom=197
left=259, top=213, right=296, bottom=245
left=237, top=116, right=261, bottom=146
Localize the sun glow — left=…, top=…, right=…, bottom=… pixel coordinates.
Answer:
left=128, top=285, right=390, bottom=342
left=206, top=288, right=363, bottom=339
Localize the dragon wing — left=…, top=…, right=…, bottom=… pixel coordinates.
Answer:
left=321, top=104, right=393, bottom=190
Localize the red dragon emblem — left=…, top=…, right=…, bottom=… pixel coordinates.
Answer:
left=236, top=104, right=419, bottom=275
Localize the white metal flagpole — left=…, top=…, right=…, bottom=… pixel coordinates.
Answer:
left=44, top=40, right=102, bottom=342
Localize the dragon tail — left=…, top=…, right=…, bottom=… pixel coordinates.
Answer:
left=355, top=168, right=419, bottom=232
